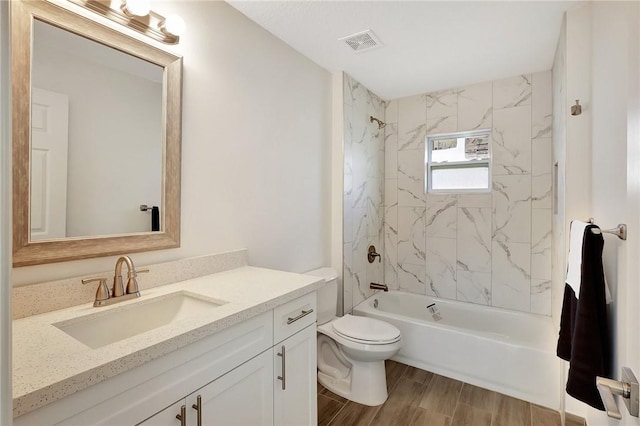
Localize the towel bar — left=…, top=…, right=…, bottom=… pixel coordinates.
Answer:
left=588, top=219, right=627, bottom=240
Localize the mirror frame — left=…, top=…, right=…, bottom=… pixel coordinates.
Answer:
left=12, top=0, right=182, bottom=267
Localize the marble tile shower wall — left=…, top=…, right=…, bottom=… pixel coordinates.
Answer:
left=343, top=74, right=385, bottom=313
left=384, top=72, right=553, bottom=315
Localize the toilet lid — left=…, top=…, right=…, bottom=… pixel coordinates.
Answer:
left=332, top=314, right=401, bottom=343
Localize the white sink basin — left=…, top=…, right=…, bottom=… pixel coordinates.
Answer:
left=54, top=291, right=227, bottom=349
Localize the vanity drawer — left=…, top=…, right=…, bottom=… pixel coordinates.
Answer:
left=273, top=292, right=316, bottom=344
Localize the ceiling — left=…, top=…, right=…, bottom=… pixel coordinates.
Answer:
left=227, top=1, right=580, bottom=100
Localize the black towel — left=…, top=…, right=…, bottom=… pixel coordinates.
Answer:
left=557, top=225, right=610, bottom=410
left=151, top=206, right=160, bottom=232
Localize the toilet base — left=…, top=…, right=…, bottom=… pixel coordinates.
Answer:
left=318, top=358, right=389, bottom=406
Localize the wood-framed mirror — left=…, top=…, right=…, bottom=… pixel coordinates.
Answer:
left=12, top=0, right=182, bottom=267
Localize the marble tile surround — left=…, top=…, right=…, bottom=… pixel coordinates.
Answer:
left=12, top=249, right=249, bottom=319
left=384, top=71, right=553, bottom=315
left=343, top=74, right=386, bottom=313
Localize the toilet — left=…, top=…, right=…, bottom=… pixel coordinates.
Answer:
left=307, top=267, right=402, bottom=406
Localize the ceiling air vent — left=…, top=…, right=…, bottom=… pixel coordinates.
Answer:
left=338, top=30, right=383, bottom=53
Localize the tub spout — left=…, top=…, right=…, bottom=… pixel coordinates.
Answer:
left=370, top=282, right=388, bottom=292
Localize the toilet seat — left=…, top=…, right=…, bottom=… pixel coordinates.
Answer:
left=332, top=314, right=401, bottom=345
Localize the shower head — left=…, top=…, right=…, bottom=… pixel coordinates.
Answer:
left=370, top=116, right=386, bottom=129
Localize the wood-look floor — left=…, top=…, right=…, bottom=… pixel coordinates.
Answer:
left=318, top=360, right=584, bottom=426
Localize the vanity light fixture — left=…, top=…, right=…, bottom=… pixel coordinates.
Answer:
left=120, top=0, right=150, bottom=17
left=159, top=14, right=186, bottom=37
left=65, top=0, right=185, bottom=44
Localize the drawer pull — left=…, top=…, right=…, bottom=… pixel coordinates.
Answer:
left=287, top=309, right=313, bottom=325
left=176, top=405, right=186, bottom=426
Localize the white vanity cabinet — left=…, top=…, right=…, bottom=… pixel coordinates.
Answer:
left=273, top=325, right=317, bottom=426
left=272, top=293, right=318, bottom=426
left=184, top=349, right=274, bottom=425
left=14, top=292, right=317, bottom=426
left=141, top=291, right=318, bottom=426
left=140, top=349, right=274, bottom=426
left=138, top=401, right=186, bottom=426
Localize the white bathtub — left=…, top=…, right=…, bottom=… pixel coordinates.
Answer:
left=353, top=291, right=560, bottom=409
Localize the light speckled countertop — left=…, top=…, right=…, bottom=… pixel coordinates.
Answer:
left=13, top=266, right=324, bottom=418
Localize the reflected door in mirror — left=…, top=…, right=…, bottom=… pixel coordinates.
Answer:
left=30, top=88, right=69, bottom=241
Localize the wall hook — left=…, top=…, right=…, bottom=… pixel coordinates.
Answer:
left=571, top=100, right=582, bottom=116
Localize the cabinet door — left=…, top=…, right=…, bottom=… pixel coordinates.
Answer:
left=187, top=349, right=274, bottom=426
left=274, top=324, right=317, bottom=426
left=137, top=400, right=185, bottom=426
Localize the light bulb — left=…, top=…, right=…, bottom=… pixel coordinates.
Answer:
left=121, top=0, right=150, bottom=17
left=160, top=14, right=186, bottom=37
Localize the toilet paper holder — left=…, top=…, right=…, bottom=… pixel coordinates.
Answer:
left=597, top=367, right=639, bottom=419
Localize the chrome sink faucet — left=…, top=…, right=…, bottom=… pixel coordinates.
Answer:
left=82, top=255, right=149, bottom=307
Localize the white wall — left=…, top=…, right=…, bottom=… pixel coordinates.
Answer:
left=588, top=2, right=639, bottom=425
left=554, top=5, right=593, bottom=417
left=554, top=2, right=640, bottom=422
left=32, top=39, right=163, bottom=237
left=551, top=15, right=567, bottom=331
left=0, top=0, right=13, bottom=422
left=13, top=1, right=332, bottom=285
left=550, top=14, right=568, bottom=418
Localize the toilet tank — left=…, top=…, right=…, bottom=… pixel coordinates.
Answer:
left=306, top=267, right=339, bottom=325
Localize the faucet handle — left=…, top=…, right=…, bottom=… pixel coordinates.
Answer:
left=82, top=278, right=110, bottom=305
left=368, top=245, right=382, bottom=263
left=126, top=267, right=149, bottom=295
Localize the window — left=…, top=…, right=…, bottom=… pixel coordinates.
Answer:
left=426, top=130, right=491, bottom=193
